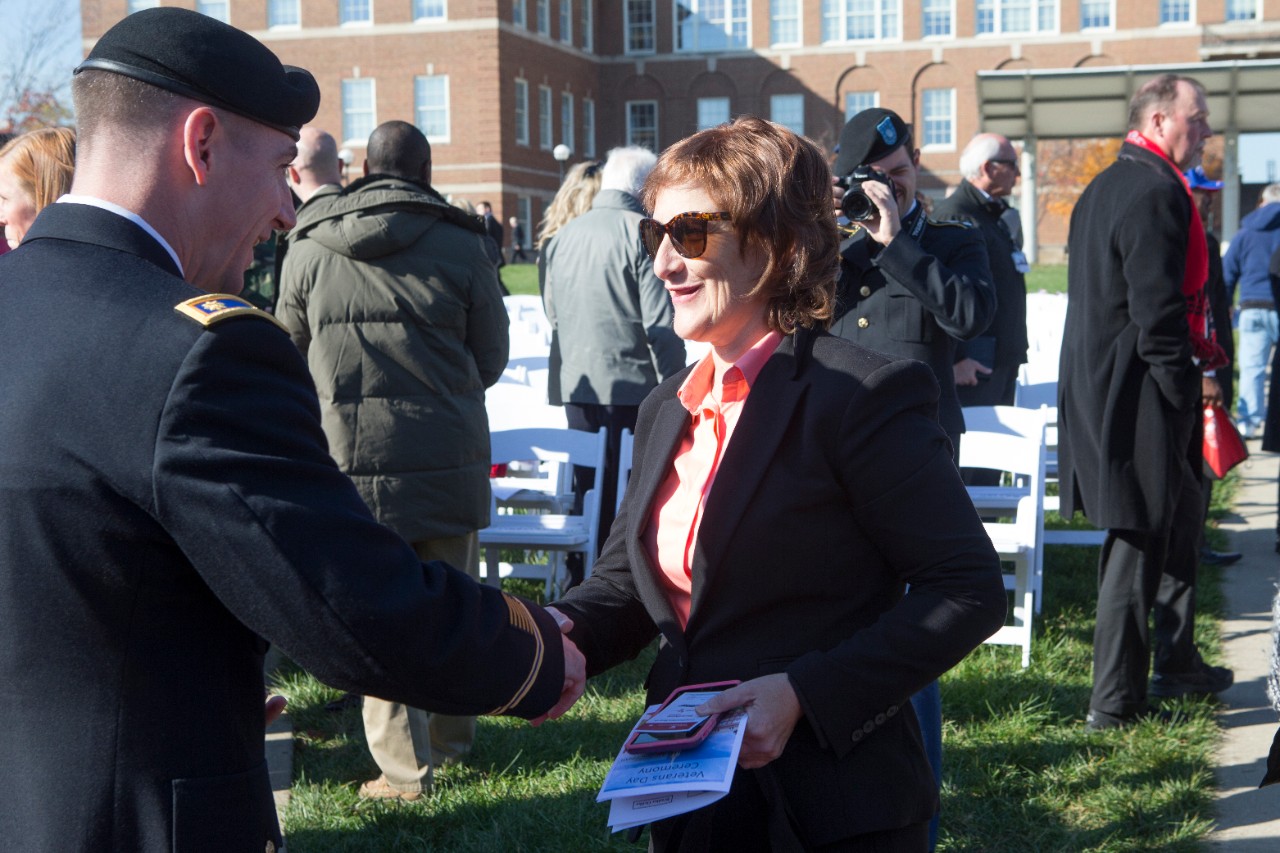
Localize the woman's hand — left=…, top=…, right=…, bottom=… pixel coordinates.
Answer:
left=695, top=674, right=803, bottom=770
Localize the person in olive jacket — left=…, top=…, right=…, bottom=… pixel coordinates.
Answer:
left=276, top=120, right=512, bottom=802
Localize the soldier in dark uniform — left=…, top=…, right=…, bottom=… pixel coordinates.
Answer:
left=0, top=9, right=583, bottom=851
left=828, top=108, right=995, bottom=454
left=827, top=108, right=994, bottom=853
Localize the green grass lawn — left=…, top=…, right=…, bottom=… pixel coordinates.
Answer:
left=271, top=478, right=1234, bottom=852
left=502, top=263, right=540, bottom=297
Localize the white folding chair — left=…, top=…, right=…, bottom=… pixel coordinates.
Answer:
left=960, top=407, right=1047, bottom=668
left=480, top=427, right=607, bottom=598
left=1014, top=378, right=1106, bottom=549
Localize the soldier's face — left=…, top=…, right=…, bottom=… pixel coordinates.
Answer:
left=867, top=145, right=920, bottom=220
left=198, top=117, right=298, bottom=294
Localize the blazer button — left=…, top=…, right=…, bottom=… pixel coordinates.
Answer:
left=874, top=713, right=886, bottom=725
left=863, top=721, right=876, bottom=734
left=851, top=729, right=863, bottom=743
left=886, top=704, right=899, bottom=717
left=857, top=317, right=869, bottom=329
left=859, top=285, right=872, bottom=297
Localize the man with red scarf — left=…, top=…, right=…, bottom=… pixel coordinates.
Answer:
left=1059, top=73, right=1232, bottom=731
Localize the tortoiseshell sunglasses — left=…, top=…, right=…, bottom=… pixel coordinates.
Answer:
left=638, top=211, right=732, bottom=259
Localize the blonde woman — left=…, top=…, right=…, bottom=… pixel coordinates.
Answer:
left=0, top=127, right=76, bottom=249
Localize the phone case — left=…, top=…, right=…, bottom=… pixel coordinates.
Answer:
left=623, top=680, right=740, bottom=755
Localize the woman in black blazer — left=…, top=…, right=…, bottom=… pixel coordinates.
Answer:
left=550, top=117, right=1006, bottom=852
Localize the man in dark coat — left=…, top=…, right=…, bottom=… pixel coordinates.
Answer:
left=828, top=108, right=996, bottom=454
left=0, top=10, right=583, bottom=850
left=933, top=132, right=1029, bottom=411
left=1058, top=73, right=1231, bottom=731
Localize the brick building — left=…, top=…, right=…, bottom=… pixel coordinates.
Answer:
left=83, top=0, right=1280, bottom=256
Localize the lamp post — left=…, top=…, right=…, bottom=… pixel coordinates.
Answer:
left=553, top=144, right=571, bottom=183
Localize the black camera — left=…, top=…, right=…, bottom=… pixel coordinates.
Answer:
left=837, top=166, right=896, bottom=222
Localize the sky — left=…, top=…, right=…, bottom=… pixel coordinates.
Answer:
left=4, top=3, right=1278, bottom=183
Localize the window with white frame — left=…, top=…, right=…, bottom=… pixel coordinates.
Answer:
left=582, top=0, right=594, bottom=50
left=196, top=0, right=229, bottom=22
left=1226, top=0, right=1256, bottom=21
left=560, top=0, right=573, bottom=42
left=822, top=0, right=901, bottom=43
left=921, top=88, right=954, bottom=148
left=697, top=97, right=730, bottom=130
left=536, top=0, right=550, bottom=33
left=340, top=0, right=372, bottom=25
left=515, top=79, right=529, bottom=146
left=626, top=0, right=656, bottom=53
left=414, top=0, right=446, bottom=21
left=1159, top=0, right=1191, bottom=23
left=922, top=0, right=952, bottom=36
left=844, top=90, right=879, bottom=120
left=127, top=0, right=159, bottom=11
left=1080, top=0, right=1111, bottom=28
left=770, top=94, right=804, bottom=136
left=771, top=0, right=801, bottom=46
left=342, top=79, right=376, bottom=144
left=514, top=0, right=526, bottom=26
left=627, top=101, right=658, bottom=150
left=415, top=75, right=449, bottom=142
left=675, top=0, right=750, bottom=51
left=561, top=92, right=574, bottom=151
left=538, top=85, right=553, bottom=149
left=268, top=0, right=300, bottom=26
left=582, top=98, right=596, bottom=157
left=976, top=0, right=1057, bottom=34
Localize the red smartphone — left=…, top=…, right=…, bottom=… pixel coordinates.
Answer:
left=623, top=680, right=740, bottom=755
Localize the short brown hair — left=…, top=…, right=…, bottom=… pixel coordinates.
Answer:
left=1128, top=73, right=1205, bottom=131
left=640, top=116, right=838, bottom=334
left=71, top=69, right=189, bottom=154
left=0, top=126, right=76, bottom=212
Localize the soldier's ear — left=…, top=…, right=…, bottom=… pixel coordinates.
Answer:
left=181, top=106, right=221, bottom=188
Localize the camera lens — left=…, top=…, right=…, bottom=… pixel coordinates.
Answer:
left=842, top=189, right=876, bottom=222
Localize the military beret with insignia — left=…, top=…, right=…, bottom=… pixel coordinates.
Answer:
left=833, top=107, right=912, bottom=177
left=76, top=7, right=320, bottom=140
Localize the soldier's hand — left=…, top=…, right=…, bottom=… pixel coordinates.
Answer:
left=859, top=179, right=900, bottom=246
left=529, top=607, right=586, bottom=726
left=831, top=176, right=846, bottom=219
left=954, top=358, right=993, bottom=387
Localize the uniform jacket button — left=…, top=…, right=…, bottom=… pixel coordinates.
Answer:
left=859, top=285, right=872, bottom=297
left=857, top=317, right=869, bottom=329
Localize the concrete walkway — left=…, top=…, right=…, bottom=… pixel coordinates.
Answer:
left=1210, top=442, right=1280, bottom=848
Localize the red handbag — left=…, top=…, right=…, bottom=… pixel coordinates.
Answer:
left=1203, top=403, right=1248, bottom=479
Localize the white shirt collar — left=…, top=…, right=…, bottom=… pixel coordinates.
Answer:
left=56, top=195, right=184, bottom=277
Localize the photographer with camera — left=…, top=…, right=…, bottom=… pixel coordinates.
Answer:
left=829, top=108, right=995, bottom=457
left=828, top=108, right=995, bottom=853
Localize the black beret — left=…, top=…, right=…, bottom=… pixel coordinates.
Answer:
left=76, top=7, right=319, bottom=140
left=832, top=108, right=911, bottom=177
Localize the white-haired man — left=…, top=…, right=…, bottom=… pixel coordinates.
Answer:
left=934, top=133, right=1029, bottom=412
left=543, top=146, right=686, bottom=574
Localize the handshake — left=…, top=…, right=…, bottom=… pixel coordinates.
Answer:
left=530, top=606, right=586, bottom=727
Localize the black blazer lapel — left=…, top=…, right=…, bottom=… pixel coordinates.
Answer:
left=687, top=334, right=809, bottom=625
left=623, top=392, right=695, bottom=646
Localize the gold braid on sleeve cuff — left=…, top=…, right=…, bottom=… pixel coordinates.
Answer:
left=486, top=594, right=546, bottom=716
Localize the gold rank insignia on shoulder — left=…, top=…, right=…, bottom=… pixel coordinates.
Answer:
left=174, top=294, right=288, bottom=332
left=927, top=217, right=975, bottom=229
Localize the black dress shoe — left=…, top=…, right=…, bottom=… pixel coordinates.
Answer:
left=1086, top=706, right=1176, bottom=731
left=1199, top=547, right=1243, bottom=567
left=1150, top=660, right=1234, bottom=698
